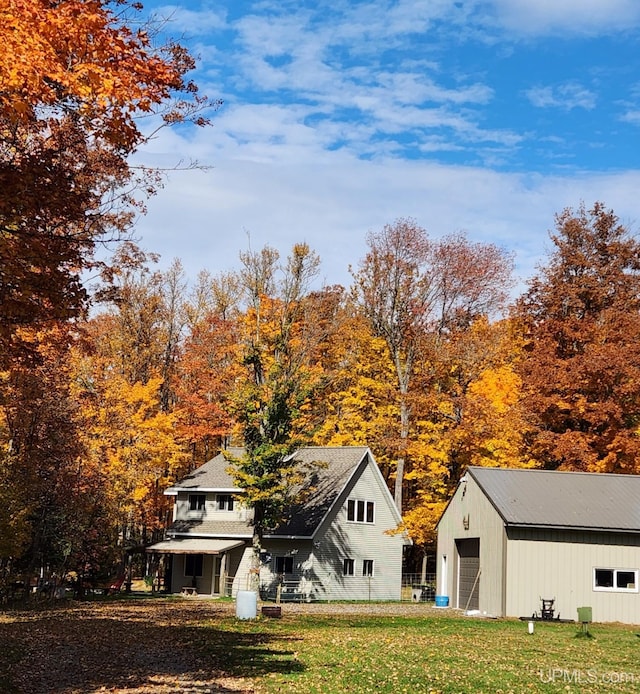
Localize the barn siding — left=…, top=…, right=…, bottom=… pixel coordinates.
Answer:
left=436, top=475, right=506, bottom=616
left=505, top=528, right=640, bottom=624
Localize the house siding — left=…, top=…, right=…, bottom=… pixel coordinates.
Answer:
left=310, top=456, right=405, bottom=601
left=505, top=528, right=640, bottom=624
left=436, top=474, right=506, bottom=616
left=174, top=491, right=251, bottom=523
left=155, top=447, right=408, bottom=601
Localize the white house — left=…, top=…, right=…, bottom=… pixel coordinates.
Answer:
left=436, top=466, right=640, bottom=624
left=148, top=446, right=411, bottom=601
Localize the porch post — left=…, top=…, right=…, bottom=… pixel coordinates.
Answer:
left=220, top=552, right=228, bottom=596
left=210, top=555, right=217, bottom=596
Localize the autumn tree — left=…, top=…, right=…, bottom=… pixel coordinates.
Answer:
left=174, top=309, right=241, bottom=465
left=0, top=2, right=211, bottom=585
left=515, top=202, right=640, bottom=473
left=76, top=253, right=193, bottom=553
left=306, top=301, right=400, bottom=479
left=402, top=317, right=535, bottom=547
left=0, top=324, right=118, bottom=592
left=352, top=219, right=513, bottom=511
left=229, top=243, right=326, bottom=562
left=0, top=0, right=213, bottom=361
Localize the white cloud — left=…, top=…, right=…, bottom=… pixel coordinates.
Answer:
left=488, top=0, right=640, bottom=36
left=133, top=124, right=640, bottom=299
left=620, top=110, right=640, bottom=126
left=525, top=83, right=597, bottom=111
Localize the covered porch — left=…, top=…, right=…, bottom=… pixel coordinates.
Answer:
left=146, top=538, right=245, bottom=596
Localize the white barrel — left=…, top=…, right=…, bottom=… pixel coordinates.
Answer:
left=236, top=590, right=257, bottom=619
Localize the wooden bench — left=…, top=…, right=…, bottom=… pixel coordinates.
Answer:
left=181, top=586, right=197, bottom=596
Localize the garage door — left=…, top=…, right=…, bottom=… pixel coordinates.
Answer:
left=456, top=538, right=480, bottom=611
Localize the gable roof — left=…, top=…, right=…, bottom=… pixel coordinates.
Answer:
left=165, top=446, right=245, bottom=493
left=272, top=446, right=371, bottom=536
left=166, top=445, right=404, bottom=539
left=468, top=466, right=640, bottom=533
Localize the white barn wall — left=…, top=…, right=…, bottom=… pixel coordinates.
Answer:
left=505, top=529, right=640, bottom=624
left=436, top=475, right=506, bottom=616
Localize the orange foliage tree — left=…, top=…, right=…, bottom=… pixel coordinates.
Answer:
left=402, top=318, right=535, bottom=546
left=0, top=0, right=213, bottom=355
left=515, top=203, right=640, bottom=473
left=0, top=324, right=119, bottom=590
left=352, top=218, right=513, bottom=512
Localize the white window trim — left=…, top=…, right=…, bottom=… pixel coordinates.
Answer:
left=343, top=558, right=354, bottom=576
left=593, top=567, right=639, bottom=593
left=346, top=498, right=375, bottom=524
left=362, top=559, right=374, bottom=577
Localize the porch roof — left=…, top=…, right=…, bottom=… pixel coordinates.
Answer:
left=145, top=538, right=244, bottom=554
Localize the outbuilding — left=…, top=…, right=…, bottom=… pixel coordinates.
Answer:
left=436, top=466, right=640, bottom=624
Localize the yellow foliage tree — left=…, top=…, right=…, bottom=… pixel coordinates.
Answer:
left=402, top=318, right=535, bottom=547
left=71, top=353, right=188, bottom=548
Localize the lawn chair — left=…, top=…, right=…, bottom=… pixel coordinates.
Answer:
left=106, top=575, right=126, bottom=595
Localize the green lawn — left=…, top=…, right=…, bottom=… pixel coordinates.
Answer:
left=197, top=612, right=640, bottom=693
left=1, top=599, right=639, bottom=693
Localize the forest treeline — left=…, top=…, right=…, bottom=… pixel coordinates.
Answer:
left=3, top=204, right=640, bottom=588
left=3, top=2, right=640, bottom=591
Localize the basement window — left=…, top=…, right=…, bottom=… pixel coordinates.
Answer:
left=593, top=568, right=638, bottom=592
left=362, top=559, right=374, bottom=577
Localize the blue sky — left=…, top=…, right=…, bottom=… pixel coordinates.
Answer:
left=133, top=0, right=640, bottom=293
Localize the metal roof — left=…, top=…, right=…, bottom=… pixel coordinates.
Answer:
left=468, top=466, right=640, bottom=533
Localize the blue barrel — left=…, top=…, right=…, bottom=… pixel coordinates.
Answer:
left=435, top=595, right=449, bottom=607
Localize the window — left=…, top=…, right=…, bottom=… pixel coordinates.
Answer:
left=185, top=554, right=203, bottom=577
left=188, top=494, right=205, bottom=511
left=594, top=568, right=638, bottom=592
left=343, top=558, right=354, bottom=576
left=217, top=494, right=234, bottom=511
left=346, top=499, right=375, bottom=524
left=275, top=556, right=294, bottom=574
left=362, top=559, right=374, bottom=577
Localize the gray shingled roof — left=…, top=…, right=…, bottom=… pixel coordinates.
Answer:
left=168, top=446, right=370, bottom=538
left=168, top=519, right=253, bottom=538
left=167, top=447, right=246, bottom=492
left=272, top=446, right=369, bottom=536
left=469, top=466, right=640, bottom=533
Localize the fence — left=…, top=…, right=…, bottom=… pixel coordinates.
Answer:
left=221, top=572, right=437, bottom=602
left=400, top=573, right=436, bottom=602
